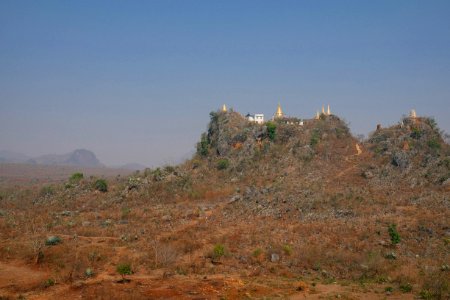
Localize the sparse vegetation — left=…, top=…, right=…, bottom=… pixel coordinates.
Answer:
left=45, top=236, right=62, bottom=246
left=266, top=121, right=277, bottom=141
left=69, top=172, right=84, bottom=183
left=388, top=224, right=401, bottom=245
left=212, top=244, right=226, bottom=259
left=116, top=263, right=132, bottom=281
left=94, top=179, right=108, bottom=192
left=216, top=159, right=230, bottom=170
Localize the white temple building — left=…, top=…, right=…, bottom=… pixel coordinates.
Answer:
left=246, top=113, right=264, bottom=124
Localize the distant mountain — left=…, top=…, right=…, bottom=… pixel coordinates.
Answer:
left=31, top=149, right=103, bottom=167
left=0, top=149, right=103, bottom=167
left=0, top=150, right=30, bottom=163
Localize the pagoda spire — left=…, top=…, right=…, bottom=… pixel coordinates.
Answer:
left=327, top=104, right=331, bottom=115
left=274, top=103, right=284, bottom=118
left=222, top=104, right=227, bottom=112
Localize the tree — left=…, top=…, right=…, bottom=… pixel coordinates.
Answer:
left=116, top=263, right=132, bottom=282
left=266, top=122, right=277, bottom=141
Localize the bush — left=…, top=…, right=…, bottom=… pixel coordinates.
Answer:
left=266, top=122, right=277, bottom=141
left=85, top=268, right=94, bottom=277
left=410, top=127, right=422, bottom=139
left=310, top=130, right=320, bottom=147
left=253, top=248, right=263, bottom=257
left=94, top=179, right=108, bottom=192
left=217, top=159, right=230, bottom=170
left=116, top=263, right=132, bottom=280
left=388, top=224, right=401, bottom=245
left=399, top=283, right=413, bottom=293
left=69, top=172, right=84, bottom=183
left=212, top=244, right=226, bottom=259
left=282, top=244, right=293, bottom=256
left=197, top=133, right=209, bottom=157
left=40, top=186, right=54, bottom=197
left=427, top=138, right=441, bottom=150
left=45, top=236, right=62, bottom=246
left=43, top=278, right=55, bottom=288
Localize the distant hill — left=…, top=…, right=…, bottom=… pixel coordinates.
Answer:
left=0, top=150, right=31, bottom=163
left=0, top=149, right=103, bottom=167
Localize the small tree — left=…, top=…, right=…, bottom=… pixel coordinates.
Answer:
left=116, top=263, right=132, bottom=282
left=69, top=172, right=84, bottom=183
left=388, top=224, right=401, bottom=245
left=266, top=122, right=277, bottom=141
left=216, top=159, right=230, bottom=170
left=197, top=133, right=209, bottom=156
left=94, top=179, right=108, bottom=192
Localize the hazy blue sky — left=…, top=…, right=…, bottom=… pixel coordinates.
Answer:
left=1, top=1, right=449, bottom=166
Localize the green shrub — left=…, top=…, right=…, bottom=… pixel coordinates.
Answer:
left=197, top=133, right=209, bottom=156
left=85, top=268, right=94, bottom=277
left=410, top=127, right=422, bottom=139
left=116, top=263, right=132, bottom=280
left=266, top=122, right=277, bottom=141
left=69, top=172, right=84, bottom=183
left=217, top=159, right=230, bottom=170
left=385, top=286, right=393, bottom=293
left=282, top=244, right=293, bottom=256
left=427, top=138, right=441, bottom=150
left=399, top=283, right=413, bottom=293
left=45, top=236, right=62, bottom=246
left=388, top=224, right=401, bottom=245
left=94, top=179, right=108, bottom=192
left=40, top=186, right=54, bottom=197
left=310, top=130, right=320, bottom=147
left=253, top=248, right=263, bottom=257
left=43, top=278, right=55, bottom=288
left=212, top=244, right=226, bottom=259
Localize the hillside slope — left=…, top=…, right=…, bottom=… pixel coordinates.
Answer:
left=0, top=110, right=448, bottom=299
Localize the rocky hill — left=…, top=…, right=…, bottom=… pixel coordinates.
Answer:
left=10, top=149, right=103, bottom=167
left=0, top=109, right=448, bottom=299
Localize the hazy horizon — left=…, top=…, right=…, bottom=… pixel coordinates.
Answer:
left=1, top=1, right=450, bottom=166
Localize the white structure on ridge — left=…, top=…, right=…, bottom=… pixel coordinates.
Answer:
left=246, top=113, right=264, bottom=124
left=410, top=109, right=417, bottom=118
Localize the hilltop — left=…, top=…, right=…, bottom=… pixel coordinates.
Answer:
left=0, top=109, right=448, bottom=299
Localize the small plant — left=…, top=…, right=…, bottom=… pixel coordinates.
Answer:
left=253, top=248, right=263, bottom=257
left=94, top=179, right=108, bottom=192
left=385, top=286, right=393, bottom=293
left=388, top=224, right=401, bottom=245
left=197, top=133, right=209, bottom=157
left=217, top=159, right=230, bottom=170
left=45, top=236, right=62, bottom=246
left=282, top=244, right=293, bottom=256
left=116, top=263, right=132, bottom=282
left=410, top=127, right=422, bottom=139
left=427, top=138, right=441, bottom=150
left=69, top=172, right=84, bottom=183
left=399, top=283, right=413, bottom=293
left=40, top=185, right=54, bottom=197
left=43, top=278, right=55, bottom=288
left=266, top=122, right=277, bottom=141
left=212, top=244, right=226, bottom=259
left=85, top=268, right=94, bottom=277
left=310, top=130, right=320, bottom=147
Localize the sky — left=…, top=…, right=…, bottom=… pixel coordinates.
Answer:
left=1, top=0, right=449, bottom=167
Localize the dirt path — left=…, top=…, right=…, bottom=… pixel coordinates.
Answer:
left=335, top=143, right=363, bottom=179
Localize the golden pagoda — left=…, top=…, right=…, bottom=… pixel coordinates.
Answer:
left=327, top=104, right=331, bottom=115
left=222, top=104, right=227, bottom=112
left=321, top=105, right=325, bottom=115
left=274, top=103, right=284, bottom=119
